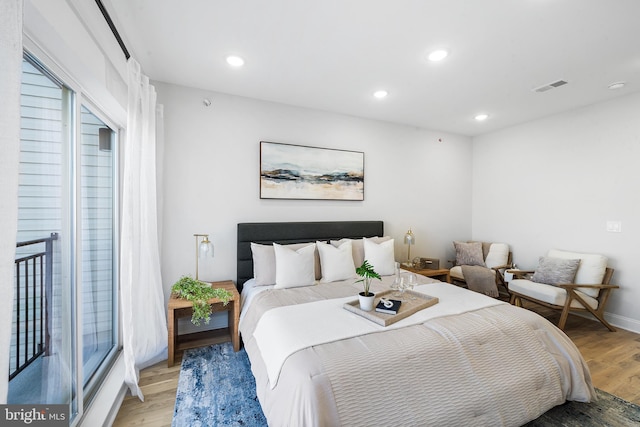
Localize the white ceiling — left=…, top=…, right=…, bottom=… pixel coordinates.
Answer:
left=106, top=0, right=640, bottom=136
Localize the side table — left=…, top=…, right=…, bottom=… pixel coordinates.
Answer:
left=401, top=266, right=451, bottom=283
left=167, top=280, right=240, bottom=367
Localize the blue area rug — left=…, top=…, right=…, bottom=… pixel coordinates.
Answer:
left=524, top=388, right=640, bottom=427
left=172, top=343, right=267, bottom=427
left=174, top=343, right=640, bottom=427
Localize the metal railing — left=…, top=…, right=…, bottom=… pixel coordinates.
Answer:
left=10, top=232, right=58, bottom=380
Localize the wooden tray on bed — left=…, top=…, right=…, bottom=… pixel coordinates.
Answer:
left=343, top=290, right=439, bottom=327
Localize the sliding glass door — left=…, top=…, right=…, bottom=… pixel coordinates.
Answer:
left=11, top=56, right=75, bottom=411
left=9, top=53, right=119, bottom=425
left=80, top=107, right=118, bottom=396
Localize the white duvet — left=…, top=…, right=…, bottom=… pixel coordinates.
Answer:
left=240, top=276, right=596, bottom=426
left=253, top=282, right=504, bottom=388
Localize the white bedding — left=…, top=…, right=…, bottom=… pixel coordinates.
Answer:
left=252, top=282, right=504, bottom=388
left=240, top=278, right=271, bottom=319
left=239, top=275, right=596, bottom=426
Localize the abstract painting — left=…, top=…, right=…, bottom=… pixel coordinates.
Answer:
left=260, top=141, right=364, bottom=200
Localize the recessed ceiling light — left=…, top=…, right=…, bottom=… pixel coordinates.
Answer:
left=428, top=49, right=449, bottom=62
left=226, top=55, right=245, bottom=67
left=475, top=113, right=489, bottom=121
left=608, top=82, right=626, bottom=90
left=373, top=90, right=388, bottom=99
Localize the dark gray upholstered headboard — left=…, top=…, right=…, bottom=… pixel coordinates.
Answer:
left=237, top=221, right=384, bottom=290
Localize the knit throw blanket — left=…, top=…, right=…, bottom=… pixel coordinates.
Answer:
left=461, top=265, right=499, bottom=297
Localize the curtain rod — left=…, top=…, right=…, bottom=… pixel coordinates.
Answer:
left=95, top=0, right=130, bottom=60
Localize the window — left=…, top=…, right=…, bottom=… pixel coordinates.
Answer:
left=80, top=107, right=118, bottom=396
left=9, top=53, right=119, bottom=424
left=11, top=56, right=73, bottom=410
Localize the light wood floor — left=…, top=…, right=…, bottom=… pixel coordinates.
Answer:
left=112, top=304, right=640, bottom=426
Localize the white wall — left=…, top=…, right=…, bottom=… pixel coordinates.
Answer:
left=156, top=82, right=473, bottom=308
left=24, top=0, right=127, bottom=125
left=472, top=91, right=640, bottom=332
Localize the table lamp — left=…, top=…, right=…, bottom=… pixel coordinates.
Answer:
left=404, top=228, right=415, bottom=265
left=194, top=233, right=214, bottom=280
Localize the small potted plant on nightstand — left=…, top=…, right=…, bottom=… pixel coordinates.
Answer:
left=355, top=260, right=381, bottom=311
left=171, top=276, right=233, bottom=325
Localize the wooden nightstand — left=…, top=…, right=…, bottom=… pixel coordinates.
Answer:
left=167, top=280, right=240, bottom=367
left=401, top=266, right=451, bottom=283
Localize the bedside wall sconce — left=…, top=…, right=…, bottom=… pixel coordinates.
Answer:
left=194, top=233, right=214, bottom=280
left=404, top=228, right=415, bottom=265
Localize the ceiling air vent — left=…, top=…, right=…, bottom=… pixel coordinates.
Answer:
left=533, top=79, right=568, bottom=93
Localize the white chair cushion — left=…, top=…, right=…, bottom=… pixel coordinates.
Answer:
left=509, top=279, right=598, bottom=310
left=485, top=243, right=510, bottom=269
left=547, top=249, right=607, bottom=297
left=450, top=265, right=463, bottom=280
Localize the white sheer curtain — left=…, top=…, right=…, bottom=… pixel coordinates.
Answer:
left=42, top=246, right=73, bottom=404
left=0, top=0, right=23, bottom=405
left=121, top=58, right=168, bottom=400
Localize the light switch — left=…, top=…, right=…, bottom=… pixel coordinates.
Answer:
left=606, top=221, right=622, bottom=233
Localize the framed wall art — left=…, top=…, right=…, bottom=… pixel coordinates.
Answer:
left=260, top=141, right=364, bottom=200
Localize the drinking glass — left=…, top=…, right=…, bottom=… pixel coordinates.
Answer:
left=391, top=274, right=402, bottom=297
left=390, top=262, right=402, bottom=296
left=397, top=276, right=407, bottom=300
left=406, top=273, right=417, bottom=299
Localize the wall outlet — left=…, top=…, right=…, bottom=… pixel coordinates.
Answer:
left=606, top=221, right=622, bottom=233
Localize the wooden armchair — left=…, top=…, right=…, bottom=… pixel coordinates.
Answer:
left=449, top=241, right=512, bottom=299
left=508, top=249, right=619, bottom=331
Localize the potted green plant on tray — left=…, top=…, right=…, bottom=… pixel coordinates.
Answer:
left=355, top=260, right=381, bottom=311
left=171, top=276, right=233, bottom=325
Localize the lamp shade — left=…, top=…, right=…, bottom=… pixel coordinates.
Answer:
left=199, top=237, right=214, bottom=258
left=404, top=229, right=415, bottom=245
left=194, top=233, right=214, bottom=280
left=404, top=228, right=415, bottom=264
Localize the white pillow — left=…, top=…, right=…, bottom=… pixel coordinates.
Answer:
left=317, top=240, right=356, bottom=282
left=251, top=241, right=321, bottom=285
left=273, top=243, right=316, bottom=289
left=484, top=243, right=510, bottom=269
left=363, top=237, right=395, bottom=276
left=332, top=236, right=391, bottom=268
left=251, top=242, right=277, bottom=286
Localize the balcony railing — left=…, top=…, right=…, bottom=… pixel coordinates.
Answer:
left=10, top=232, right=58, bottom=381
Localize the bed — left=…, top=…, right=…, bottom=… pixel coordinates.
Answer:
left=237, top=221, right=595, bottom=426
